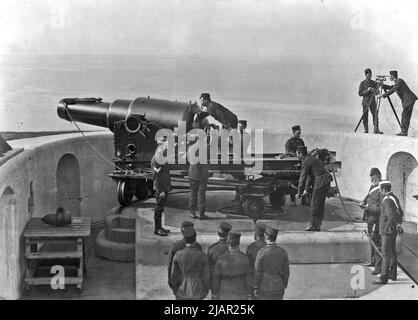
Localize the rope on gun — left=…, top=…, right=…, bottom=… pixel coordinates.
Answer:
left=63, top=103, right=127, bottom=173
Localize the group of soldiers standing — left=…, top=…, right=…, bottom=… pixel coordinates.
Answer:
left=360, top=168, right=404, bottom=285
left=167, top=221, right=290, bottom=300
left=150, top=87, right=406, bottom=299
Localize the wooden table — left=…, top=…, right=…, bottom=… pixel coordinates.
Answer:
left=23, top=217, right=91, bottom=290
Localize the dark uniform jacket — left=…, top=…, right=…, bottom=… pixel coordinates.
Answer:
left=151, top=154, right=172, bottom=192
left=285, top=137, right=305, bottom=154
left=188, top=163, right=209, bottom=181
left=254, top=243, right=290, bottom=295
left=200, top=101, right=238, bottom=129
left=171, top=244, right=210, bottom=299
left=207, top=239, right=229, bottom=273
left=383, top=79, right=418, bottom=106
left=168, top=240, right=202, bottom=289
left=212, top=249, right=252, bottom=300
left=358, top=79, right=378, bottom=106
left=362, top=185, right=381, bottom=224
left=245, top=239, right=266, bottom=269
left=187, top=140, right=209, bottom=181
left=380, top=192, right=403, bottom=235
left=297, top=155, right=332, bottom=194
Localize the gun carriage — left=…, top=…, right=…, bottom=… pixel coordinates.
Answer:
left=57, top=97, right=314, bottom=219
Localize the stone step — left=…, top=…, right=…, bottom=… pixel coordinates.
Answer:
left=118, top=218, right=136, bottom=229
left=95, top=229, right=135, bottom=262
left=106, top=227, right=135, bottom=244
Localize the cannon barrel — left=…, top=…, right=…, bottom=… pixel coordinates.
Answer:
left=57, top=97, right=196, bottom=131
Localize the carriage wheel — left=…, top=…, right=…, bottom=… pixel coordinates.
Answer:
left=243, top=197, right=265, bottom=220
left=269, top=190, right=286, bottom=210
left=117, top=180, right=133, bottom=206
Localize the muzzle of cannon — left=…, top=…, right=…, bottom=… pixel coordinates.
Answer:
left=57, top=96, right=200, bottom=132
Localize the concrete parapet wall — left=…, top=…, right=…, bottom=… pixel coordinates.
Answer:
left=262, top=130, right=418, bottom=226
left=0, top=132, right=118, bottom=299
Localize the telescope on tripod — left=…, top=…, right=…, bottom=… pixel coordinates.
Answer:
left=354, top=75, right=402, bottom=133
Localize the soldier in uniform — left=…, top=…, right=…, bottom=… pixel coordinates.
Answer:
left=188, top=138, right=209, bottom=220
left=170, top=226, right=210, bottom=299
left=151, top=138, right=172, bottom=236
left=245, top=222, right=267, bottom=269
left=285, top=125, right=306, bottom=207
left=380, top=70, right=418, bottom=136
left=296, top=146, right=333, bottom=231
left=285, top=125, right=305, bottom=155
left=167, top=221, right=202, bottom=290
left=359, top=168, right=382, bottom=274
left=253, top=226, right=290, bottom=300
left=238, top=120, right=251, bottom=157
left=211, top=232, right=252, bottom=300
left=358, top=68, right=382, bottom=134
left=373, top=181, right=403, bottom=284
left=207, top=222, right=232, bottom=283
left=197, top=93, right=239, bottom=129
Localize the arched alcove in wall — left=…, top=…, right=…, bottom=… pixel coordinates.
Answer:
left=386, top=152, right=418, bottom=218
left=56, top=154, right=81, bottom=217
left=0, top=187, right=16, bottom=293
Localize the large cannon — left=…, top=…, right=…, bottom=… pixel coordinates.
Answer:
left=57, top=96, right=200, bottom=132
left=57, top=97, right=305, bottom=219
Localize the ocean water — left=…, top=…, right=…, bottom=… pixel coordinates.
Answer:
left=0, top=53, right=405, bottom=134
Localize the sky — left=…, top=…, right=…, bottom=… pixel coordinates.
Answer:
left=0, top=0, right=417, bottom=67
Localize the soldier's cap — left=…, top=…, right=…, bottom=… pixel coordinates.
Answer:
left=255, top=222, right=267, bottom=237
left=200, top=93, right=211, bottom=101
left=181, top=221, right=194, bottom=231
left=389, top=70, right=398, bottom=78
left=238, top=120, right=247, bottom=126
left=228, top=232, right=241, bottom=245
left=183, top=226, right=196, bottom=238
left=292, top=125, right=301, bottom=131
left=219, top=222, right=232, bottom=233
left=369, top=167, right=382, bottom=177
left=265, top=226, right=279, bottom=238
left=379, top=180, right=391, bottom=187
left=364, top=68, right=372, bottom=75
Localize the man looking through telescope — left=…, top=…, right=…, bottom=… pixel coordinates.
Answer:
left=379, top=70, right=417, bottom=136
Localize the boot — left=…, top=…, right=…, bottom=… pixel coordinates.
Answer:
left=372, top=279, right=387, bottom=285
left=304, top=220, right=317, bottom=231
left=396, top=131, right=408, bottom=136
left=363, top=123, right=369, bottom=133
left=372, top=269, right=381, bottom=275
left=374, top=128, right=383, bottom=134
left=154, top=229, right=168, bottom=236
